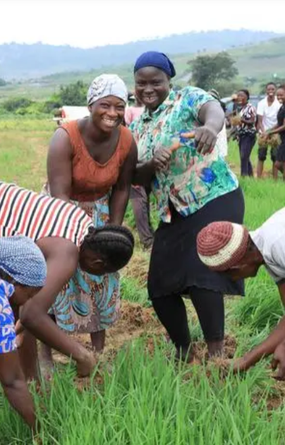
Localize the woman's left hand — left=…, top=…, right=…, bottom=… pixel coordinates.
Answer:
left=195, top=125, right=218, bottom=155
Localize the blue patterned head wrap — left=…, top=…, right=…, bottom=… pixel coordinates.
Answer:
left=134, top=51, right=176, bottom=78
left=0, top=236, right=47, bottom=287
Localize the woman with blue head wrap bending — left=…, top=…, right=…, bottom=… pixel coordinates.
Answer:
left=0, top=236, right=47, bottom=431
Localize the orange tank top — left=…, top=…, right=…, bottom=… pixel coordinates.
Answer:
left=61, top=121, right=133, bottom=202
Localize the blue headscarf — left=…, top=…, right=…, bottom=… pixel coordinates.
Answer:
left=134, top=51, right=176, bottom=78
left=0, top=236, right=47, bottom=287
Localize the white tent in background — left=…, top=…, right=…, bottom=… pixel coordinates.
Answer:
left=53, top=106, right=89, bottom=124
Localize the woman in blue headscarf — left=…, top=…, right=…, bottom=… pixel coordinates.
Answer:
left=131, top=51, right=245, bottom=362
left=0, top=236, right=47, bottom=431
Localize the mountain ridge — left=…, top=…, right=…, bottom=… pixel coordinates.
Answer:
left=0, top=29, right=281, bottom=79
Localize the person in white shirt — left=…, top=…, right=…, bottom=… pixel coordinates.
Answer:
left=197, top=207, right=285, bottom=379
left=257, top=83, right=281, bottom=178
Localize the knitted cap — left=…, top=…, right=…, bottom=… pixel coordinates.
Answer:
left=197, top=222, right=249, bottom=272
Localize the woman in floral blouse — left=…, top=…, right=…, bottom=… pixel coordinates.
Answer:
left=131, top=51, right=245, bottom=361
left=236, top=89, right=257, bottom=176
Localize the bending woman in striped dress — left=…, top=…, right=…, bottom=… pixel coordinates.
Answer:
left=0, top=181, right=134, bottom=380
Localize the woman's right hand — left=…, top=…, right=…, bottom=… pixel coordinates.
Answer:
left=271, top=341, right=285, bottom=380
left=153, top=148, right=172, bottom=172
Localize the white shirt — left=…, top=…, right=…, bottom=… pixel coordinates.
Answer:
left=256, top=97, right=281, bottom=131
left=217, top=123, right=228, bottom=158
left=250, top=207, right=285, bottom=283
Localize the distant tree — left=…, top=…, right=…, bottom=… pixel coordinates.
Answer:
left=189, top=52, right=238, bottom=91
left=0, top=78, right=6, bottom=87
left=2, top=97, right=33, bottom=112
left=56, top=81, right=87, bottom=106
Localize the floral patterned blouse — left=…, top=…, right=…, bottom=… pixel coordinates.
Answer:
left=0, top=278, right=16, bottom=354
left=131, top=87, right=238, bottom=223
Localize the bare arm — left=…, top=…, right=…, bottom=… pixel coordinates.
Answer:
left=20, top=239, right=92, bottom=373
left=233, top=282, right=285, bottom=372
left=109, top=139, right=138, bottom=225
left=0, top=351, right=36, bottom=430
left=47, top=129, right=73, bottom=201
left=268, top=118, right=285, bottom=136
left=133, top=160, right=156, bottom=187
left=196, top=101, right=225, bottom=154
left=257, top=115, right=264, bottom=133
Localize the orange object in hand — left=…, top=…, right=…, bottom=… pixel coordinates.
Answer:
left=169, top=132, right=195, bottom=153
left=180, top=132, right=195, bottom=139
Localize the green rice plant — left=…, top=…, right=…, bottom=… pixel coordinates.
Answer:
left=230, top=279, right=283, bottom=332
left=2, top=118, right=285, bottom=445
left=2, top=338, right=285, bottom=445
left=120, top=276, right=149, bottom=306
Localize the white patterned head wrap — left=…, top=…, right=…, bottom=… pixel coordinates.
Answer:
left=0, top=236, right=47, bottom=287
left=87, top=74, right=128, bottom=106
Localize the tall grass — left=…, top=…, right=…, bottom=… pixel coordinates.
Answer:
left=1, top=340, right=285, bottom=445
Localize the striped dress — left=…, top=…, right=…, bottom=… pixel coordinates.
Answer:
left=0, top=182, right=92, bottom=247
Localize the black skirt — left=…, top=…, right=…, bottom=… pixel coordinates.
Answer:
left=148, top=187, right=245, bottom=299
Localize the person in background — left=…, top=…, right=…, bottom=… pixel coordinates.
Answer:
left=225, top=94, right=240, bottom=140
left=0, top=181, right=134, bottom=381
left=0, top=236, right=47, bottom=430
left=125, top=94, right=154, bottom=249
left=263, top=85, right=285, bottom=181
left=256, top=83, right=281, bottom=178
left=236, top=89, right=257, bottom=177
left=197, top=207, right=285, bottom=379
left=125, top=94, right=144, bottom=126
left=208, top=89, right=228, bottom=158
left=132, top=51, right=244, bottom=362
left=41, top=74, right=137, bottom=373
left=231, top=93, right=239, bottom=114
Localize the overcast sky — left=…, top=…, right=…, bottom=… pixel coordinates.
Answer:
left=1, top=0, right=284, bottom=48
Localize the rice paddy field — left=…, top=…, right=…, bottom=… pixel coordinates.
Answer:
left=1, top=118, right=285, bottom=444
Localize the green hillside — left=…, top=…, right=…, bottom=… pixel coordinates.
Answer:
left=0, top=36, right=284, bottom=103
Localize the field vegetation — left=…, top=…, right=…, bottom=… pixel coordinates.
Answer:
left=0, top=119, right=285, bottom=444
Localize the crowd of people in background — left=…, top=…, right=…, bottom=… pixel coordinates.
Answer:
left=2, top=50, right=285, bottom=436
left=225, top=82, right=285, bottom=179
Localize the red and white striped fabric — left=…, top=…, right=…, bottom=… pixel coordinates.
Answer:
left=0, top=182, right=92, bottom=248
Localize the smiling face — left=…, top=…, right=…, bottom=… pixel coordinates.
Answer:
left=277, top=87, right=285, bottom=105
left=266, top=83, right=276, bottom=99
left=237, top=90, right=249, bottom=106
left=88, top=95, right=126, bottom=133
left=135, top=67, right=170, bottom=111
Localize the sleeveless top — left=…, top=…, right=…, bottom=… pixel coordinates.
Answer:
left=0, top=182, right=92, bottom=248
left=60, top=121, right=133, bottom=202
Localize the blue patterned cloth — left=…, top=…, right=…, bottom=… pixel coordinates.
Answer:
left=0, top=279, right=16, bottom=354
left=52, top=195, right=120, bottom=333
left=0, top=236, right=47, bottom=287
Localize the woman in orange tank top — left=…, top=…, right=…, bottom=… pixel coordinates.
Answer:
left=41, top=74, right=137, bottom=372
